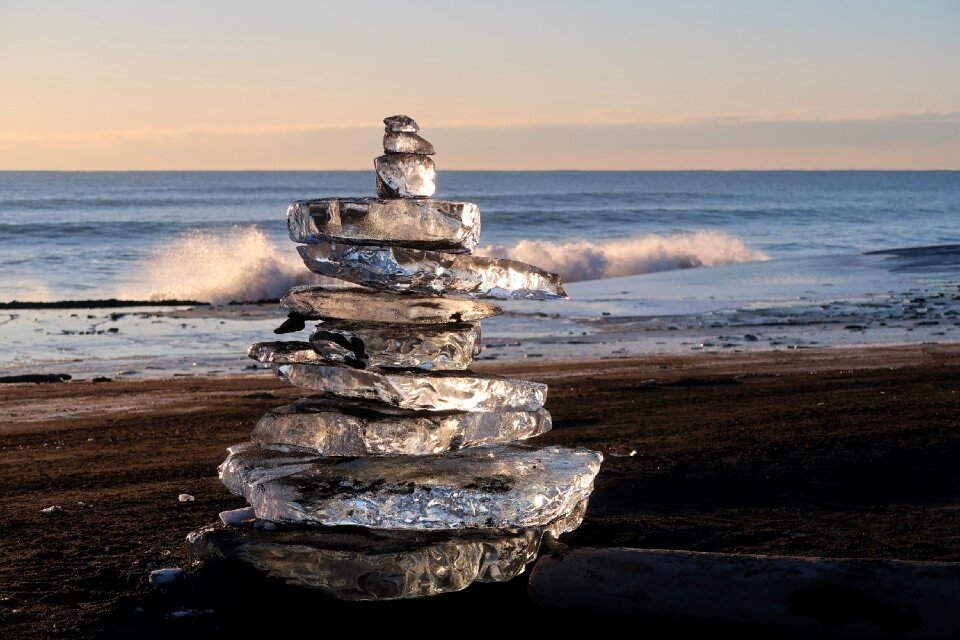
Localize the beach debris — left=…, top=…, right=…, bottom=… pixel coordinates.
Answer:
left=148, top=567, right=182, bottom=586
left=166, top=608, right=214, bottom=619
left=190, top=115, right=601, bottom=600
left=177, top=493, right=194, bottom=503
left=529, top=547, right=960, bottom=637
left=41, top=505, right=64, bottom=515
left=0, top=374, right=71, bottom=384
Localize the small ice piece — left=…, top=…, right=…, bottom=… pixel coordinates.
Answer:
left=275, top=362, right=547, bottom=412
left=287, top=198, right=478, bottom=253
left=383, top=114, right=419, bottom=132
left=252, top=398, right=551, bottom=456
left=149, top=567, right=182, bottom=586
left=383, top=131, right=435, bottom=155
left=218, top=506, right=256, bottom=526
left=218, top=442, right=603, bottom=530
left=41, top=505, right=63, bottom=515
left=374, top=154, right=436, bottom=198
left=281, top=285, right=502, bottom=325
left=297, top=243, right=567, bottom=300
left=178, top=493, right=195, bottom=502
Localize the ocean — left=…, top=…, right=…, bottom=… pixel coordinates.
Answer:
left=1, top=171, right=958, bottom=377
left=1, top=171, right=958, bottom=303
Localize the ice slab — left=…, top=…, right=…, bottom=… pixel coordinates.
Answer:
left=252, top=397, right=551, bottom=456
left=375, top=154, right=436, bottom=198
left=383, top=131, right=435, bottom=155
left=298, top=243, right=567, bottom=300
left=219, top=442, right=602, bottom=530
left=281, top=285, right=502, bottom=325
left=275, top=362, right=547, bottom=412
left=310, top=320, right=480, bottom=370
left=187, top=507, right=585, bottom=600
left=287, top=198, right=479, bottom=253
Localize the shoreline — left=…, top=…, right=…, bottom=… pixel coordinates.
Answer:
left=1, top=344, right=958, bottom=635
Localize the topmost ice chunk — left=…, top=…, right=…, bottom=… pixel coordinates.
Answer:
left=384, top=115, right=418, bottom=133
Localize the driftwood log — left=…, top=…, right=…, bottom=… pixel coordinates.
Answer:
left=529, top=547, right=960, bottom=638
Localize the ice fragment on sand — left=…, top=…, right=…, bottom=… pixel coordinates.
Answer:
left=149, top=568, right=182, bottom=585
left=219, top=506, right=256, bottom=526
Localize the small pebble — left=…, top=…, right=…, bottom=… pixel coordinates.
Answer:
left=41, top=505, right=64, bottom=515
left=178, top=493, right=195, bottom=503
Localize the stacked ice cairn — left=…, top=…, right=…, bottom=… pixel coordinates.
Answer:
left=189, top=116, right=603, bottom=600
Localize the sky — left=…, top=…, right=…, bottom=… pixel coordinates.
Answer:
left=0, top=0, right=958, bottom=170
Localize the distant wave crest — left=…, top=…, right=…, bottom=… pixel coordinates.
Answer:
left=480, top=230, right=768, bottom=282
left=119, top=226, right=321, bottom=304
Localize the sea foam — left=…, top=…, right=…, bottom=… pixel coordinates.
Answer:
left=480, top=230, right=768, bottom=282
left=120, top=226, right=322, bottom=304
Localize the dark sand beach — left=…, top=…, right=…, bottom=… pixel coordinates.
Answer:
left=1, top=344, right=958, bottom=637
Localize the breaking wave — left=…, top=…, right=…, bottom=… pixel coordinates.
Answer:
left=119, top=227, right=767, bottom=304
left=120, top=226, right=322, bottom=304
left=480, top=231, right=768, bottom=282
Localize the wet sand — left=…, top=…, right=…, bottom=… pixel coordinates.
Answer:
left=1, top=344, right=959, bottom=637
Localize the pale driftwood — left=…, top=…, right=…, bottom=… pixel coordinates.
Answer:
left=528, top=547, right=960, bottom=637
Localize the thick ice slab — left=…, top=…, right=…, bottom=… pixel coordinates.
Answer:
left=275, top=363, right=546, bottom=412
left=252, top=398, right=551, bottom=455
left=298, top=243, right=567, bottom=300
left=219, top=442, right=602, bottom=530
left=187, top=505, right=586, bottom=600
left=310, top=320, right=480, bottom=370
left=384, top=114, right=418, bottom=133
left=375, top=154, right=436, bottom=199
left=281, top=285, right=502, bottom=325
left=384, top=131, right=435, bottom=155
left=287, top=198, right=479, bottom=253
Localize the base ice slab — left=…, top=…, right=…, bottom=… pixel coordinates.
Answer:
left=187, top=504, right=586, bottom=601
left=275, top=362, right=546, bottom=412
left=219, top=442, right=602, bottom=530
left=287, top=198, right=479, bottom=253
left=253, top=398, right=551, bottom=456
left=298, top=243, right=567, bottom=300
left=280, top=285, right=502, bottom=325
